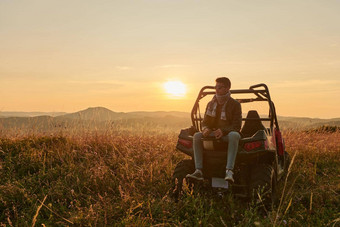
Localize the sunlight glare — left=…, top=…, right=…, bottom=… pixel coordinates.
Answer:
left=163, top=81, right=187, bottom=97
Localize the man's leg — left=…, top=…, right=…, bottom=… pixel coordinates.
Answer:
left=193, top=132, right=204, bottom=170
left=222, top=131, right=241, bottom=182
left=226, top=131, right=241, bottom=170
left=186, top=132, right=204, bottom=180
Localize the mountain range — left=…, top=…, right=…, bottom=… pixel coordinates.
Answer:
left=1, top=107, right=339, bottom=131
left=0, top=107, right=191, bottom=133
left=0, top=107, right=190, bottom=119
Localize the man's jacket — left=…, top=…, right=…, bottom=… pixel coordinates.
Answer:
left=202, top=97, right=242, bottom=135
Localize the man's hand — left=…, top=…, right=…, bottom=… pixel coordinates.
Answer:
left=213, top=128, right=223, bottom=139
left=202, top=128, right=212, bottom=137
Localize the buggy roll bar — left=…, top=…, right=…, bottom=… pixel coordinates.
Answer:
left=191, top=83, right=280, bottom=131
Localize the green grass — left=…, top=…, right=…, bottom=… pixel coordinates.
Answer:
left=0, top=129, right=339, bottom=226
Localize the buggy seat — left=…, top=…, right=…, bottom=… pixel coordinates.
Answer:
left=240, top=110, right=266, bottom=138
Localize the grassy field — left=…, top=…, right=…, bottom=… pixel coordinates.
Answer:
left=0, top=127, right=339, bottom=226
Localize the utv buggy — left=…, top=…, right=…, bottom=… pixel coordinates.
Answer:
left=172, top=84, right=290, bottom=208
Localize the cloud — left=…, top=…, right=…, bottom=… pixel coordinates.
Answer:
left=323, top=60, right=340, bottom=66
left=219, top=60, right=282, bottom=65
left=66, top=80, right=124, bottom=92
left=156, top=64, right=189, bottom=68
left=272, top=79, right=340, bottom=88
left=270, top=79, right=340, bottom=96
left=115, top=66, right=131, bottom=70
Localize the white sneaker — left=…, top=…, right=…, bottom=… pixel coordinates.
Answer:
left=224, top=169, right=234, bottom=183
left=186, top=169, right=204, bottom=181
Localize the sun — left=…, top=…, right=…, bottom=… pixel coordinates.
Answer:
left=163, top=81, right=187, bottom=97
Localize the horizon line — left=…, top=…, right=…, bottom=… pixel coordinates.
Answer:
left=0, top=106, right=339, bottom=120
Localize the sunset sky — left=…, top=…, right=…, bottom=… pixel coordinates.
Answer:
left=1, top=0, right=339, bottom=118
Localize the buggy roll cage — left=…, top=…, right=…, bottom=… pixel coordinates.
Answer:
left=191, top=83, right=280, bottom=132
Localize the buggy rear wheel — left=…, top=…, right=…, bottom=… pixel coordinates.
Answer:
left=249, top=164, right=277, bottom=210
left=171, top=159, right=195, bottom=199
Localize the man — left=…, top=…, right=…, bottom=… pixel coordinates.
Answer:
left=186, top=77, right=242, bottom=183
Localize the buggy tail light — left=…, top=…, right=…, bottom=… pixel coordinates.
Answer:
left=243, top=141, right=264, bottom=152
left=275, top=129, right=284, bottom=156
left=178, top=138, right=192, bottom=148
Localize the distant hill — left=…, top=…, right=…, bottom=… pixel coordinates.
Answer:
left=0, top=107, right=339, bottom=132
left=0, top=111, right=67, bottom=118
left=0, top=107, right=192, bottom=133
left=57, top=107, right=127, bottom=121
left=0, top=107, right=190, bottom=120
left=277, top=116, right=340, bottom=129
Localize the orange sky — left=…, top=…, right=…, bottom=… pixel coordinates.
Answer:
left=0, top=0, right=339, bottom=118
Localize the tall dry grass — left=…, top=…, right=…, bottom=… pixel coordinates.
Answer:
left=0, top=125, right=339, bottom=226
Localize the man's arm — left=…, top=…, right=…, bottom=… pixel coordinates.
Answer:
left=201, top=102, right=214, bottom=137
left=201, top=101, right=213, bottom=131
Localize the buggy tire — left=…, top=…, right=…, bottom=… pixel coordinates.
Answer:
left=249, top=164, right=277, bottom=210
left=171, top=159, right=195, bottom=199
